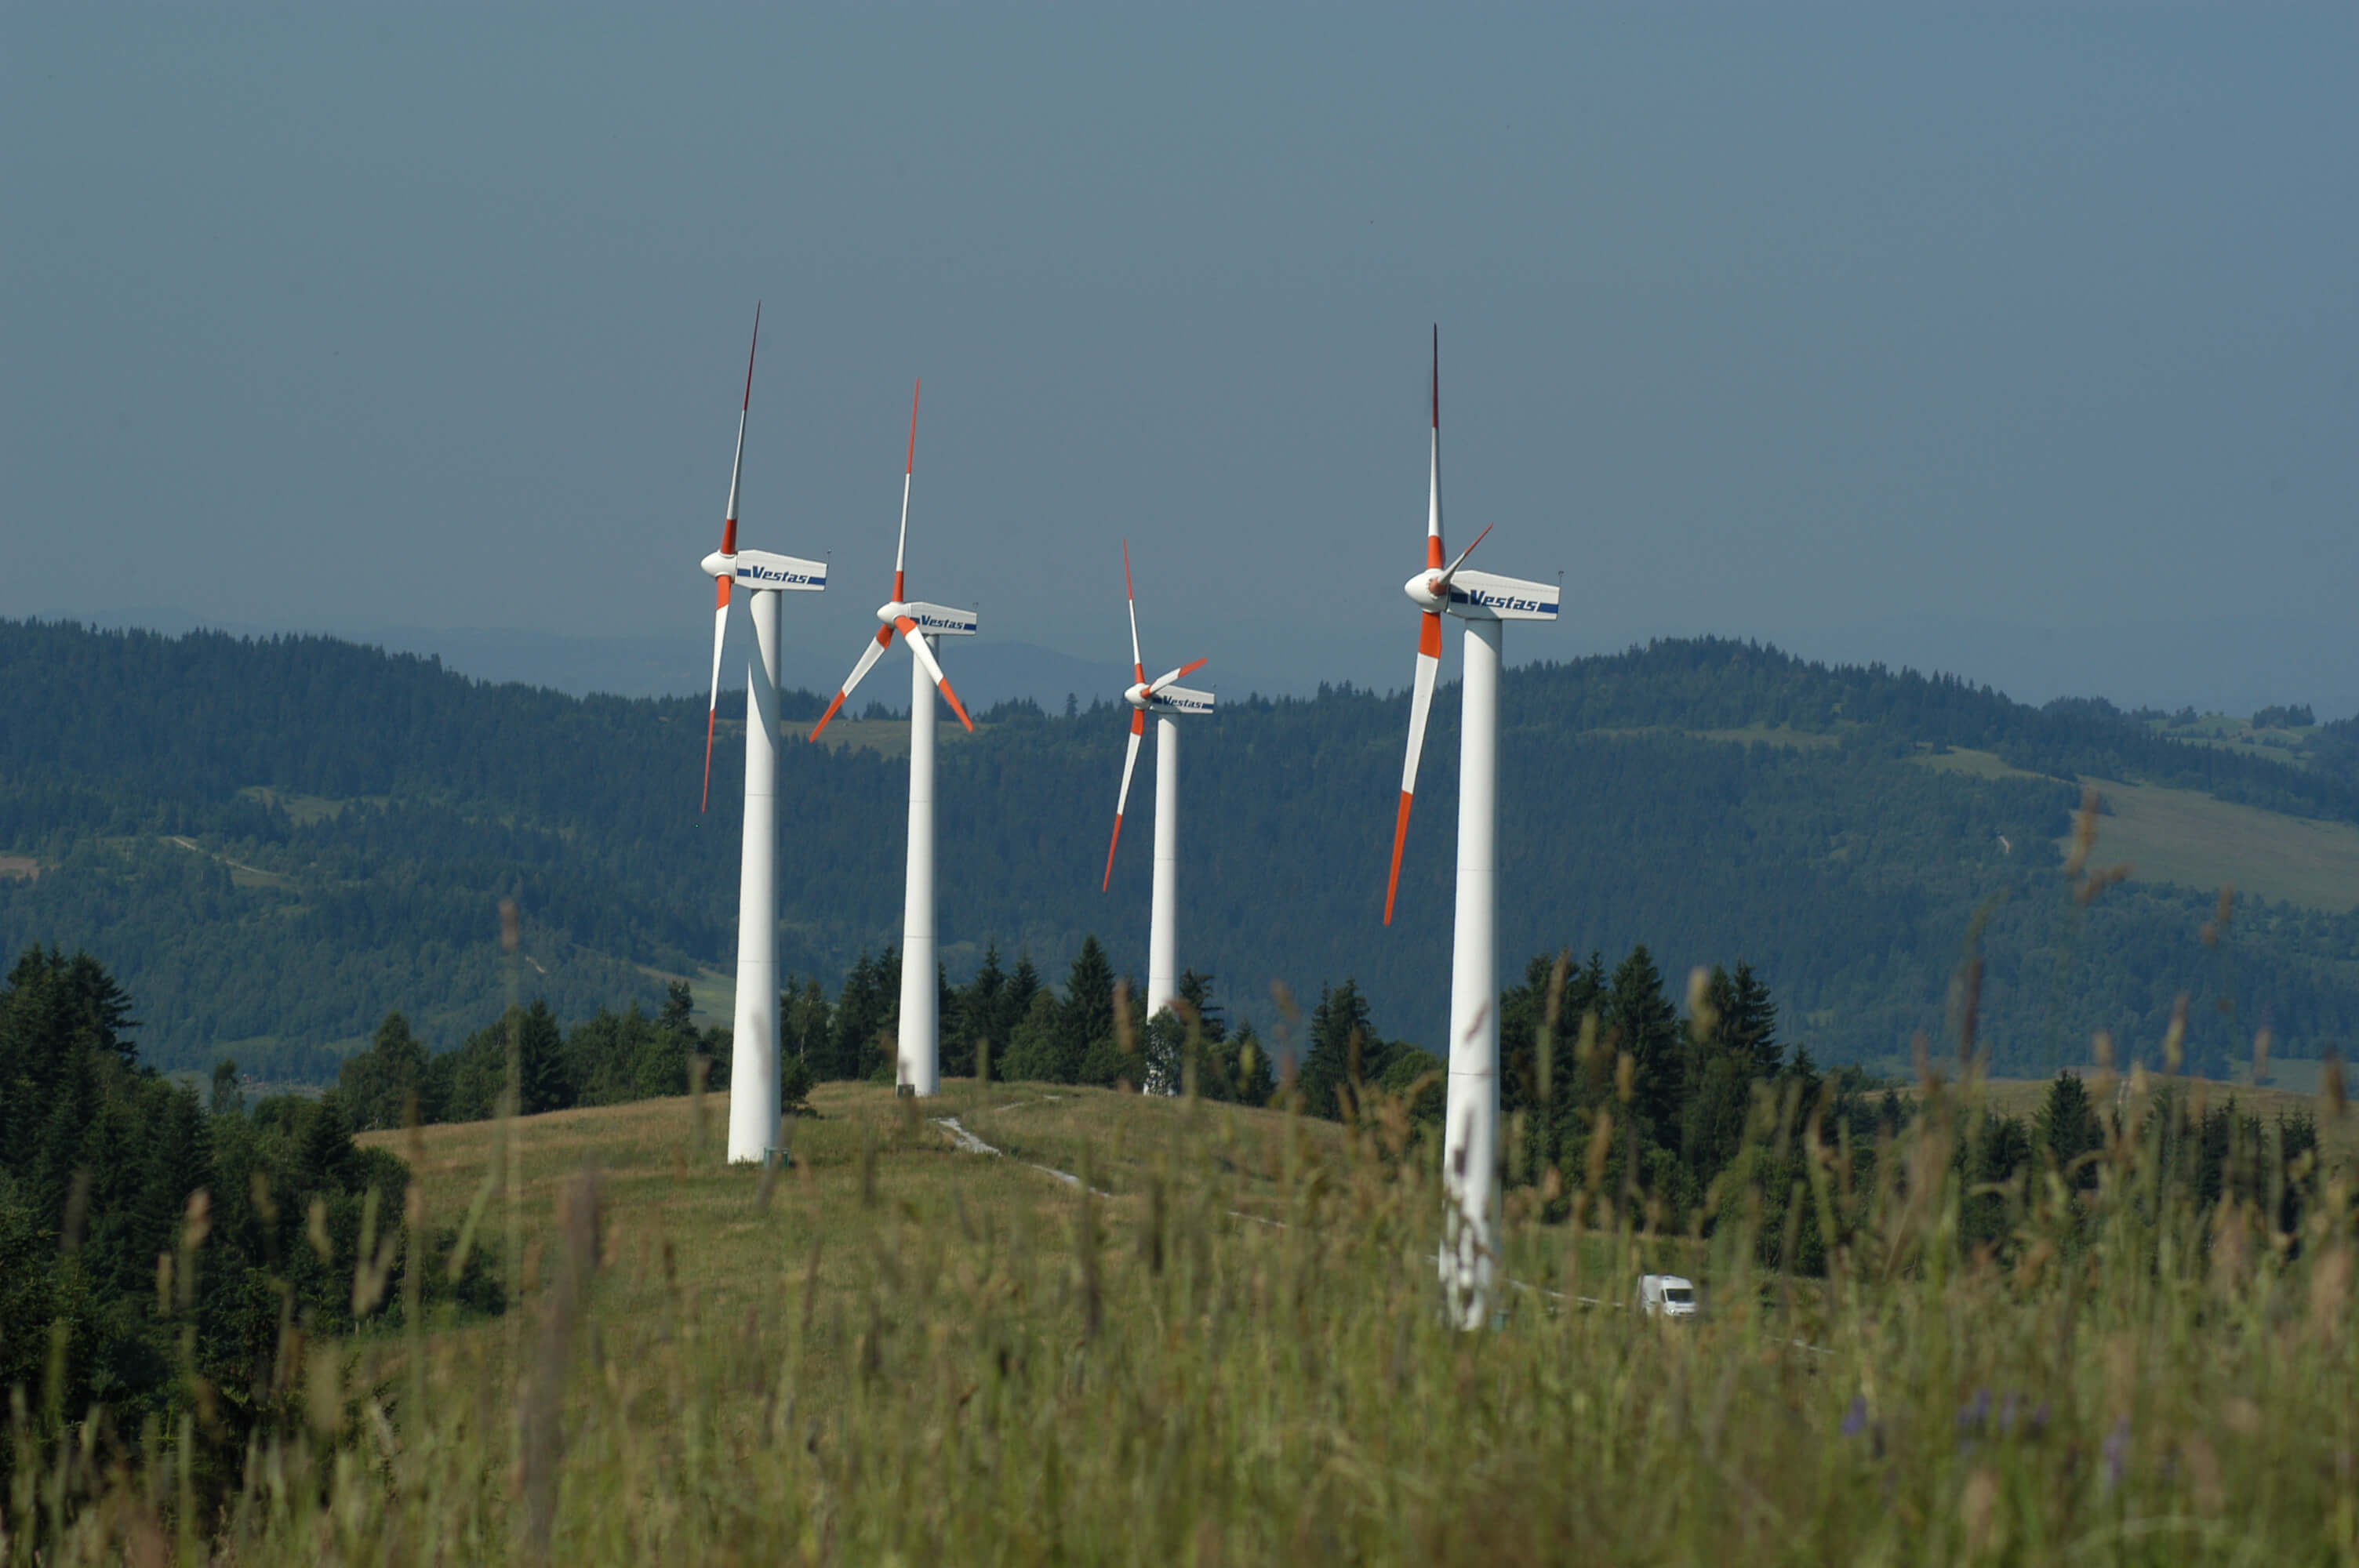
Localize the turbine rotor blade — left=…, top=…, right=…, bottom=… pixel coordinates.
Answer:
left=1384, top=610, right=1444, bottom=926
left=896, top=619, right=975, bottom=732
left=1148, top=656, right=1208, bottom=694
left=722, top=303, right=761, bottom=557
left=893, top=379, right=918, bottom=601
left=1103, top=707, right=1147, bottom=891
left=810, top=625, right=895, bottom=742
left=700, top=575, right=746, bottom=811
left=1123, top=541, right=1144, bottom=682
left=702, top=302, right=759, bottom=807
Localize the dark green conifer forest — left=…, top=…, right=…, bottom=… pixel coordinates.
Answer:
left=0, top=949, right=499, bottom=1490
left=6, top=619, right=2358, bottom=1082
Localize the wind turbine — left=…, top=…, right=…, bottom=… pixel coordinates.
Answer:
left=1100, top=542, right=1212, bottom=1033
left=696, top=305, right=829, bottom=1166
left=1383, top=328, right=1561, bottom=1326
left=808, top=380, right=976, bottom=1097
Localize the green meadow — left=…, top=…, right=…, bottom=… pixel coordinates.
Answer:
left=12, top=1068, right=2356, bottom=1564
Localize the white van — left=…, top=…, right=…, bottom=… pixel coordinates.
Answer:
left=1638, top=1274, right=1698, bottom=1319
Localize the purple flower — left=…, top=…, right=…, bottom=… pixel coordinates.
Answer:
left=1957, top=1388, right=1991, bottom=1434
left=2103, top=1415, right=2132, bottom=1489
left=1841, top=1395, right=1869, bottom=1438
left=1999, top=1392, right=2021, bottom=1436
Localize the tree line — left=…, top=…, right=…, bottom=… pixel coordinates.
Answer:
left=11, top=619, right=2359, bottom=1079
left=333, top=935, right=1286, bottom=1131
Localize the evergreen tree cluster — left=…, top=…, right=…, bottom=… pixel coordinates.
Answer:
left=0, top=949, right=500, bottom=1489
left=335, top=939, right=1293, bottom=1133
left=335, top=984, right=731, bottom=1131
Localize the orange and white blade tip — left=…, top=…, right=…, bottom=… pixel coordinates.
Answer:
left=809, top=689, right=849, bottom=742
left=1384, top=789, right=1416, bottom=925
left=939, top=677, right=974, bottom=732
left=1102, top=815, right=1124, bottom=891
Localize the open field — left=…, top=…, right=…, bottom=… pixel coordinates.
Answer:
left=2075, top=775, right=2359, bottom=913
left=17, top=1076, right=2343, bottom=1563
left=1917, top=747, right=2359, bottom=912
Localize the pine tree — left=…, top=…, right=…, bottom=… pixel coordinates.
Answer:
left=1001, top=990, right=1065, bottom=1082
left=782, top=977, right=829, bottom=1070
left=659, top=981, right=696, bottom=1038
left=1299, top=980, right=1376, bottom=1121
left=826, top=951, right=894, bottom=1081
left=954, top=945, right=1008, bottom=1073
left=2035, top=1070, right=2104, bottom=1189
left=296, top=1094, right=355, bottom=1200
left=1499, top=953, right=1568, bottom=1115
left=1001, top=953, right=1043, bottom=1054
left=1230, top=1021, right=1276, bottom=1106
left=1725, top=963, right=1782, bottom=1077
left=340, top=1011, right=431, bottom=1130
left=210, top=1057, right=242, bottom=1117
left=1176, top=969, right=1225, bottom=1042
left=1057, top=938, right=1117, bottom=1082
left=514, top=1000, right=569, bottom=1116
left=1608, top=946, right=1682, bottom=1150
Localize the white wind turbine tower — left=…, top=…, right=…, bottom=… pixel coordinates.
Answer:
left=1100, top=542, right=1213, bottom=1030
left=1383, top=328, right=1561, bottom=1326
left=695, top=305, right=829, bottom=1165
left=808, top=381, right=977, bottom=1097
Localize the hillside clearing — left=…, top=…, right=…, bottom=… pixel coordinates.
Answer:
left=1916, top=747, right=2359, bottom=911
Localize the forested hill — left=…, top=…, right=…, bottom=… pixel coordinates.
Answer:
left=5, top=618, right=2357, bottom=1080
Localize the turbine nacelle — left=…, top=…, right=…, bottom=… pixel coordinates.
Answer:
left=1123, top=681, right=1215, bottom=715
left=703, top=548, right=828, bottom=590
left=1403, top=568, right=1561, bottom=622
left=874, top=600, right=978, bottom=637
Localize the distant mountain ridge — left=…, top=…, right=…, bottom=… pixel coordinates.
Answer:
left=4, top=618, right=2356, bottom=1080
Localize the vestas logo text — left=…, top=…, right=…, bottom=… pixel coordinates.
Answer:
left=1448, top=587, right=1558, bottom=615
left=737, top=565, right=823, bottom=586
left=910, top=615, right=972, bottom=630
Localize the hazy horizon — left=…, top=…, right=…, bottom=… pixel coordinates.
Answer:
left=24, top=603, right=2357, bottom=725
left=8, top=7, right=2354, bottom=715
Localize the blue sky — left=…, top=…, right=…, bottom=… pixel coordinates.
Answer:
left=5, top=5, right=2354, bottom=713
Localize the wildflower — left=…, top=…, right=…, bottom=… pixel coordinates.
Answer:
left=1957, top=1387, right=1991, bottom=1437
left=1999, top=1392, right=2021, bottom=1436
left=1841, top=1395, right=1869, bottom=1438
left=2103, top=1415, right=2131, bottom=1489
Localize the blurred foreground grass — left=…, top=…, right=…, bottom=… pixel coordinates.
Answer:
left=9, top=1072, right=2358, bottom=1563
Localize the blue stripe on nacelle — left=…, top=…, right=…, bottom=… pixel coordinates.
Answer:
left=1447, top=586, right=1557, bottom=615
left=736, top=564, right=825, bottom=587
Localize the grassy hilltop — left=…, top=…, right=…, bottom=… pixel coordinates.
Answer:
left=16, top=1073, right=2351, bottom=1563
